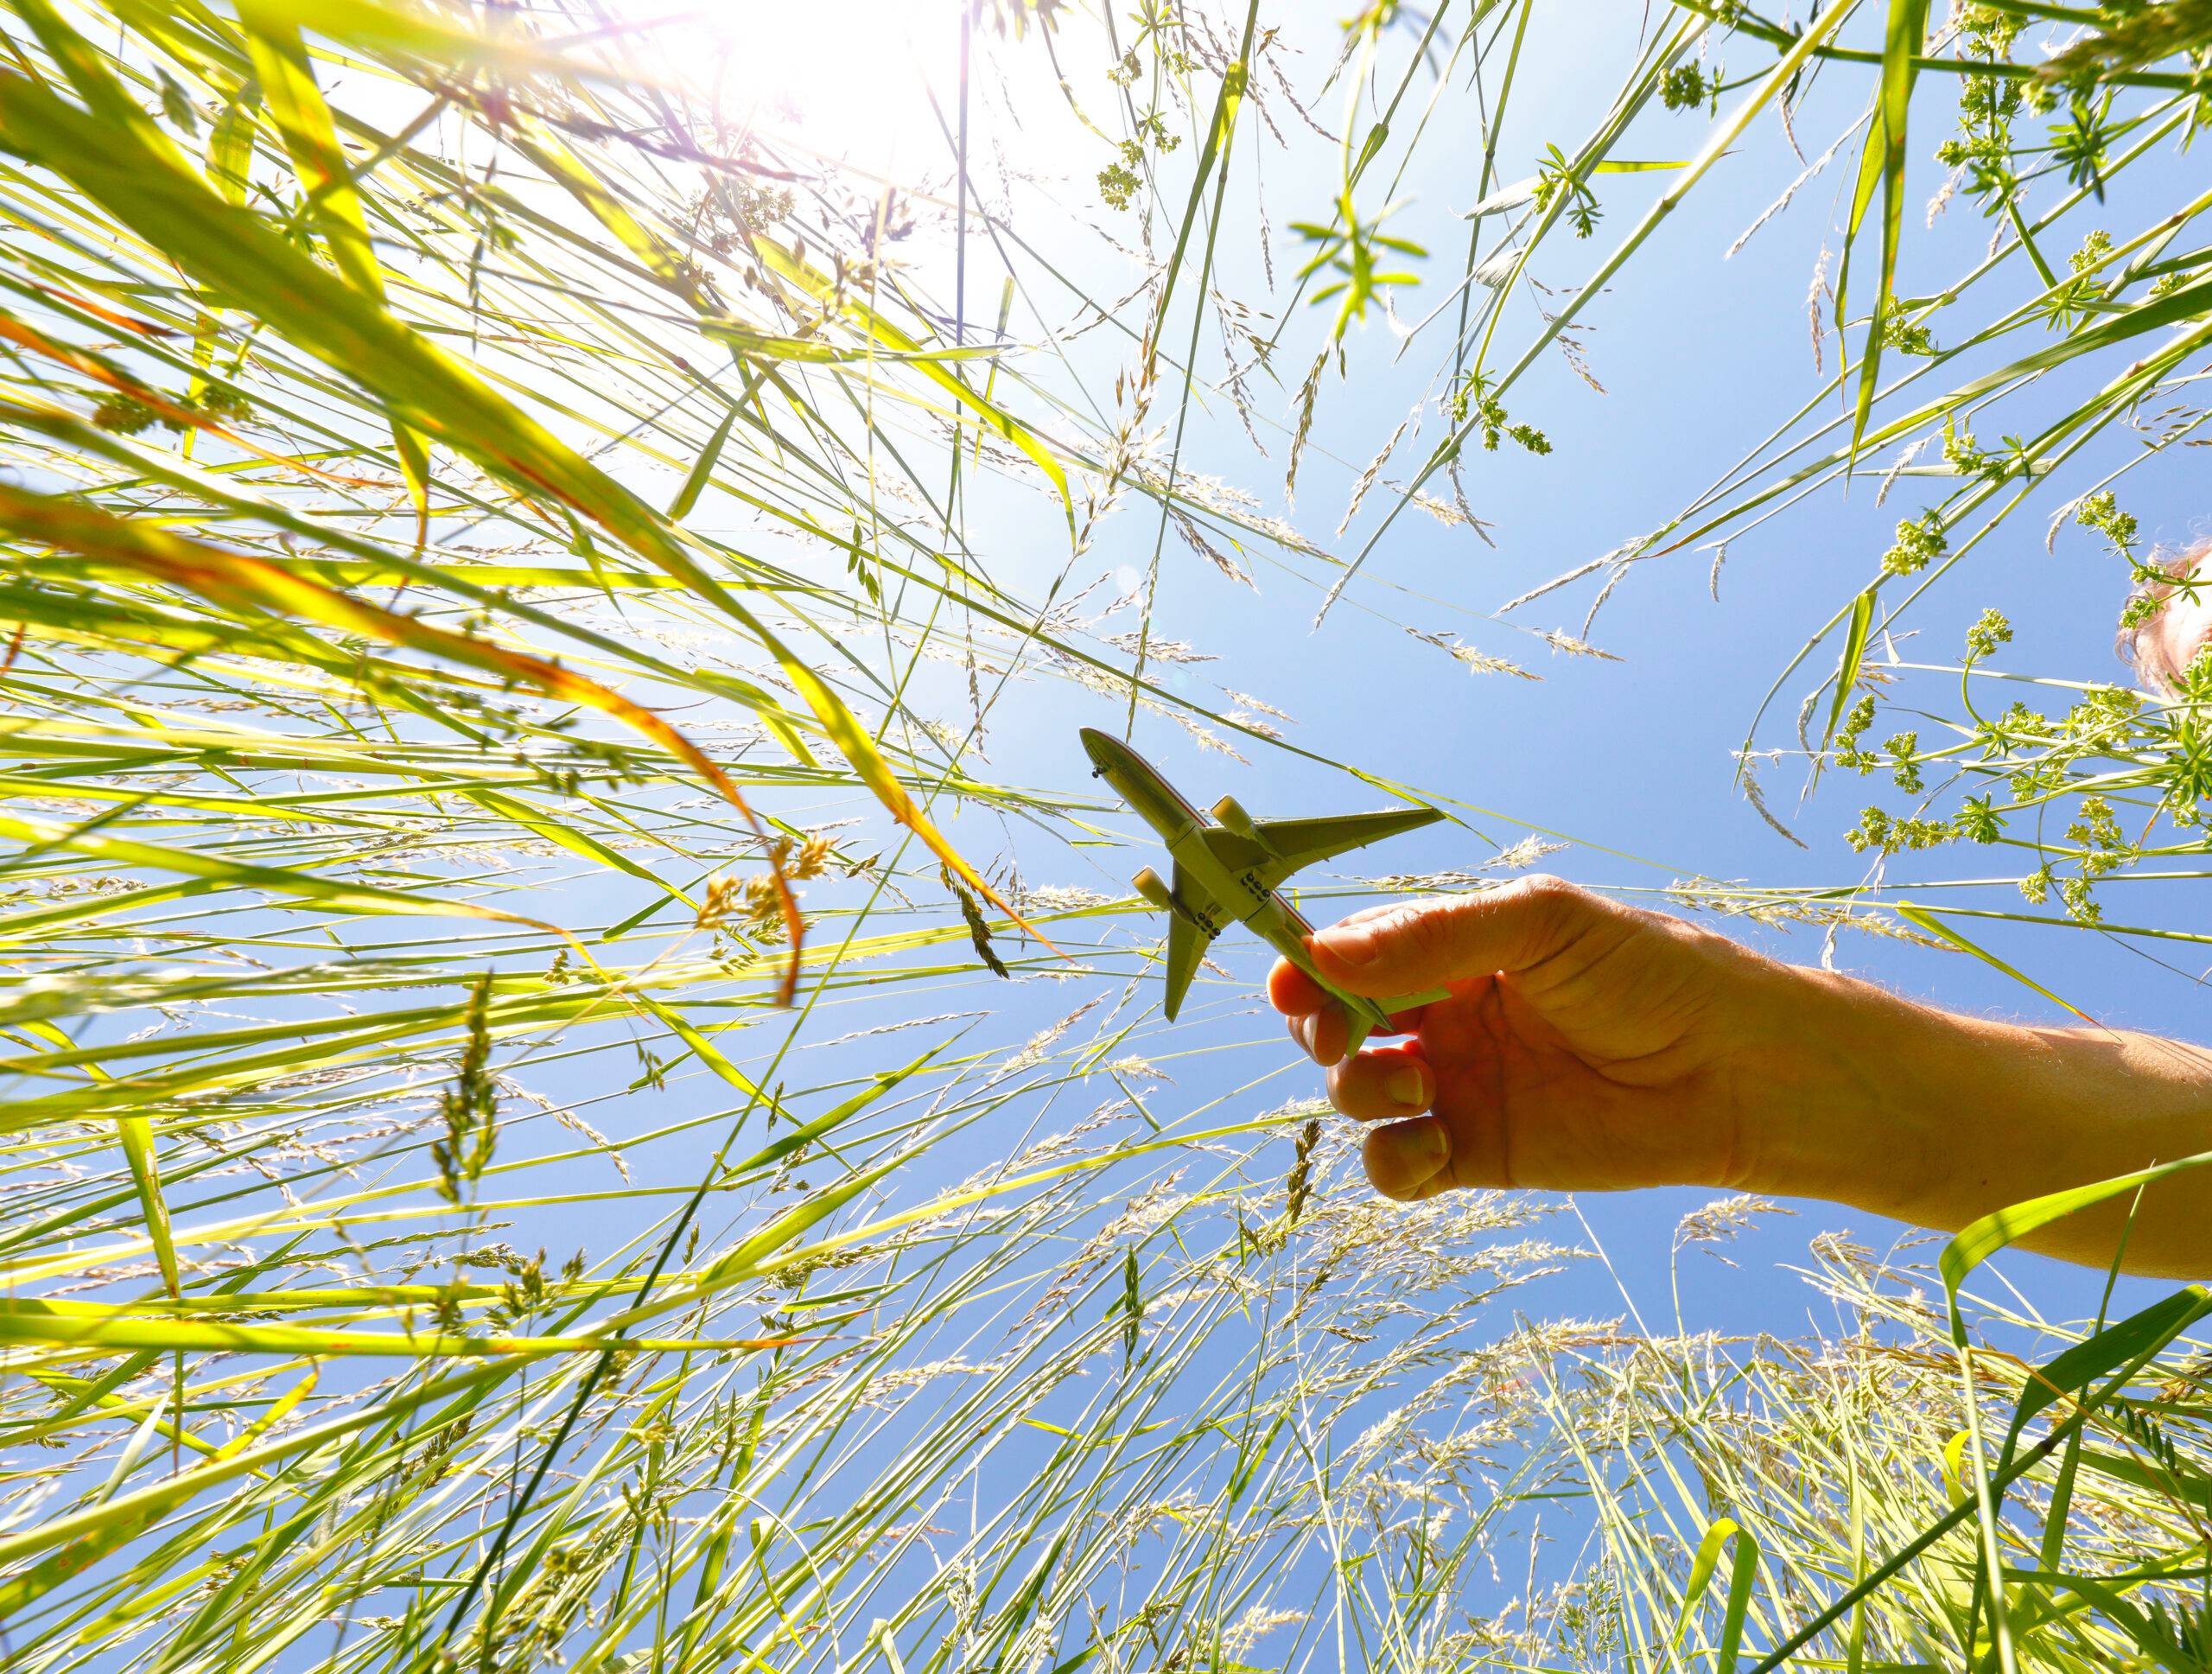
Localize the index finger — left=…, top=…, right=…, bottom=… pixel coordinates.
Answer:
left=1267, top=902, right=1416, bottom=1015
left=1309, top=875, right=1591, bottom=997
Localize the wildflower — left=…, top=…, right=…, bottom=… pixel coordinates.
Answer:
left=1953, top=794, right=2004, bottom=843
left=1881, top=509, right=1948, bottom=576
left=1846, top=806, right=1951, bottom=855
left=1942, top=416, right=1990, bottom=478
left=1446, top=370, right=1550, bottom=454
left=1885, top=730, right=1923, bottom=793
left=1965, top=608, right=2012, bottom=661
left=1660, top=61, right=1724, bottom=115
left=1531, top=143, right=1600, bottom=237
left=1872, top=298, right=1934, bottom=356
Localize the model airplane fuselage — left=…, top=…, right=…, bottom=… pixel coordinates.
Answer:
left=1080, top=728, right=1446, bottom=1052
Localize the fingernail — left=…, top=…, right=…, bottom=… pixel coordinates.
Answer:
left=1402, top=1117, right=1448, bottom=1173
left=1294, top=1015, right=1318, bottom=1057
left=1387, top=1065, right=1429, bottom=1109
left=1316, top=922, right=1382, bottom=969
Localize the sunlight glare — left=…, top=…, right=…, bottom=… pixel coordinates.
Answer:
left=680, top=0, right=956, bottom=173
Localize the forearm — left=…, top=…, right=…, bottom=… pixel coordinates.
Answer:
left=1751, top=965, right=2212, bottom=1277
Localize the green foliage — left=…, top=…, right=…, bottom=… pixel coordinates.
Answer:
left=1660, top=60, right=1725, bottom=113
left=2039, top=0, right=2212, bottom=93
left=1289, top=188, right=1427, bottom=338
left=1966, top=607, right=2013, bottom=661
left=1097, top=111, right=1178, bottom=211
left=431, top=973, right=499, bottom=1204
left=1532, top=141, right=1602, bottom=236
left=2050, top=91, right=2123, bottom=199
left=1448, top=370, right=1552, bottom=454
left=1881, top=507, right=1949, bottom=576
left=1872, top=296, right=1936, bottom=354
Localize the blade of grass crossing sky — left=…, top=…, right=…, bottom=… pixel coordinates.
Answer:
left=241, top=1, right=433, bottom=531
left=1936, top=1163, right=2212, bottom=1671
left=1136, top=1, right=1255, bottom=378
left=11, top=1016, right=185, bottom=1301
left=668, top=404, right=736, bottom=520
left=0, top=5, right=2204, bottom=1670
left=113, top=1114, right=179, bottom=1299
left=1841, top=0, right=1933, bottom=461
left=1124, top=1, right=1258, bottom=733
left=1892, top=902, right=2094, bottom=1022
left=1317, top=0, right=1862, bottom=621
left=0, top=57, right=1007, bottom=965
left=1821, top=582, right=1877, bottom=761
left=743, top=232, right=1074, bottom=532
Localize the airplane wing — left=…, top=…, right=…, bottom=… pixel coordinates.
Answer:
left=1200, top=806, right=1442, bottom=893
left=1160, top=862, right=1218, bottom=1020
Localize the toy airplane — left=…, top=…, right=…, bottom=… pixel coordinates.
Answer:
left=1081, top=727, right=1449, bottom=1051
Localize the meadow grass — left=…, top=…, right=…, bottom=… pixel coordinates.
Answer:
left=0, top=1, right=2210, bottom=1670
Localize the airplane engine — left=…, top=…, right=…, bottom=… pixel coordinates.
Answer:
left=1210, top=795, right=1258, bottom=840
left=1131, top=866, right=1176, bottom=913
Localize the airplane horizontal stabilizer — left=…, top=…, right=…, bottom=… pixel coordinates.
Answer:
left=1249, top=807, right=1443, bottom=871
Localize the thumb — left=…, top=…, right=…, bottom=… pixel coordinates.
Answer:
left=1309, top=875, right=1592, bottom=996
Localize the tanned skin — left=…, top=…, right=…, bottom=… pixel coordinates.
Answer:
left=1270, top=875, right=2212, bottom=1278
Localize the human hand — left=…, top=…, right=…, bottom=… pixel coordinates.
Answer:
left=1269, top=875, right=1815, bottom=1203
left=1273, top=874, right=2212, bottom=1277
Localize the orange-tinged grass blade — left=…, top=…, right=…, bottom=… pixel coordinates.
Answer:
left=0, top=60, right=1023, bottom=958
left=240, top=2, right=433, bottom=546
left=0, top=309, right=374, bottom=489
left=23, top=281, right=176, bottom=338
left=775, top=647, right=1059, bottom=958
left=0, top=483, right=799, bottom=997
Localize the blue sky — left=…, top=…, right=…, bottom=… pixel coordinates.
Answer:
left=257, top=3, right=2212, bottom=1653
left=845, top=0, right=2212, bottom=1342
left=36, top=7, right=2212, bottom=1662
left=508, top=0, right=2209, bottom=1521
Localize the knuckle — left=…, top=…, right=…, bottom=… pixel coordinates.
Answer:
left=1326, top=1056, right=1384, bottom=1115
left=1512, top=871, right=1580, bottom=908
left=1503, top=871, right=1588, bottom=939
left=1359, top=1130, right=1421, bottom=1200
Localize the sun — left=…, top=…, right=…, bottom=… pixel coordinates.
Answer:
left=652, top=0, right=960, bottom=175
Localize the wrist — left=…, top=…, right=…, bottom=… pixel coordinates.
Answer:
left=1729, top=959, right=1989, bottom=1222
left=1721, top=947, right=2212, bottom=1271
